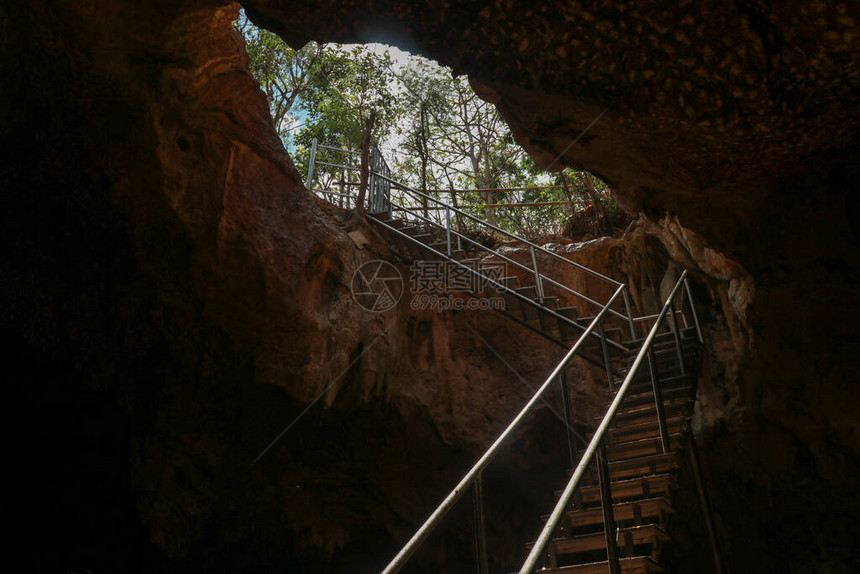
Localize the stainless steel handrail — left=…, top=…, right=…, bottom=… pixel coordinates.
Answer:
left=317, top=143, right=360, bottom=155
left=376, top=177, right=633, bottom=329
left=519, top=270, right=691, bottom=573
left=306, top=139, right=634, bottom=333
left=306, top=141, right=710, bottom=572
left=371, top=217, right=628, bottom=354
left=380, top=285, right=627, bottom=574
left=378, top=173, right=623, bottom=287
left=380, top=196, right=629, bottom=324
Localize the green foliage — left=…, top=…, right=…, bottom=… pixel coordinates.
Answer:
left=235, top=11, right=397, bottom=190
left=235, top=13, right=620, bottom=238
left=291, top=44, right=398, bottom=181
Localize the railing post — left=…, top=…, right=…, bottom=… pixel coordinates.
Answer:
left=519, top=274, right=689, bottom=574
left=446, top=206, right=452, bottom=256
left=559, top=369, right=578, bottom=469
left=597, top=441, right=622, bottom=574
left=621, top=287, right=636, bottom=340
left=473, top=472, right=489, bottom=574
left=647, top=346, right=671, bottom=454
left=529, top=245, right=545, bottom=302
left=369, top=146, right=379, bottom=213
left=684, top=277, right=704, bottom=344
left=598, top=319, right=615, bottom=392
left=305, top=138, right=318, bottom=190
left=668, top=301, right=686, bottom=376
left=385, top=163, right=392, bottom=218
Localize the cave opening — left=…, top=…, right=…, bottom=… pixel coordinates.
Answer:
left=236, top=8, right=626, bottom=245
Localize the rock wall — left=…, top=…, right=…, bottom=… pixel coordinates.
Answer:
left=2, top=1, right=858, bottom=573
left=0, top=3, right=602, bottom=571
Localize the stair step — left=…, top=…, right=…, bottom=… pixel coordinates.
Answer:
left=557, top=307, right=584, bottom=340
left=451, top=251, right=481, bottom=261
left=615, top=391, right=694, bottom=414
left=557, top=306, right=580, bottom=319
left=535, top=297, right=562, bottom=329
left=578, top=452, right=682, bottom=485
left=625, top=328, right=698, bottom=349
left=577, top=327, right=624, bottom=348
left=603, top=417, right=687, bottom=448
left=539, top=555, right=663, bottom=574
left=642, top=346, right=700, bottom=360
left=624, top=346, right=699, bottom=365
left=516, top=286, right=539, bottom=320
left=604, top=385, right=694, bottom=410
left=630, top=353, right=701, bottom=371
left=605, top=452, right=682, bottom=481
left=625, top=374, right=695, bottom=394
left=484, top=276, right=520, bottom=293
left=596, top=400, right=692, bottom=428
left=567, top=474, right=677, bottom=506
left=627, top=370, right=690, bottom=389
left=548, top=524, right=670, bottom=558
left=516, top=285, right=538, bottom=297
left=622, top=353, right=695, bottom=369
left=396, top=236, right=421, bottom=259
left=539, top=295, right=561, bottom=308
left=606, top=434, right=684, bottom=461
left=377, top=218, right=406, bottom=229
left=562, top=496, right=675, bottom=529
left=400, top=226, right=423, bottom=236
left=396, top=230, right=426, bottom=254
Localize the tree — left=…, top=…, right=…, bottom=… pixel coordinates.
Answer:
left=355, top=109, right=376, bottom=217
left=236, top=15, right=618, bottom=236
left=290, top=45, right=399, bottom=207
left=395, top=59, right=451, bottom=217
left=234, top=12, right=334, bottom=142
left=424, top=76, right=523, bottom=225
left=236, top=14, right=399, bottom=211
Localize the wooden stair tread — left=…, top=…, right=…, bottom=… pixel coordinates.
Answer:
left=576, top=452, right=682, bottom=483
left=377, top=218, right=405, bottom=228
left=597, top=401, right=692, bottom=428
left=563, top=497, right=675, bottom=528
left=603, top=416, right=688, bottom=446
left=606, top=434, right=684, bottom=461
left=623, top=376, right=695, bottom=395
left=549, top=524, right=670, bottom=556
left=603, top=385, right=693, bottom=409
left=539, top=555, right=663, bottom=574
left=557, top=305, right=580, bottom=317
left=572, top=474, right=678, bottom=505
left=624, top=328, right=698, bottom=348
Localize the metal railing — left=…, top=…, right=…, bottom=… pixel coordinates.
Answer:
left=381, top=285, right=628, bottom=574
left=304, top=140, right=713, bottom=573
left=306, top=139, right=391, bottom=216
left=519, top=270, right=700, bottom=573
left=368, top=207, right=632, bottom=363
left=380, top=270, right=703, bottom=573
left=383, top=173, right=632, bottom=326
left=305, top=139, right=637, bottom=345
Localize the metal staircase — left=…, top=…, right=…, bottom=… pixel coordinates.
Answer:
left=534, top=332, right=703, bottom=574
left=305, top=141, right=721, bottom=574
